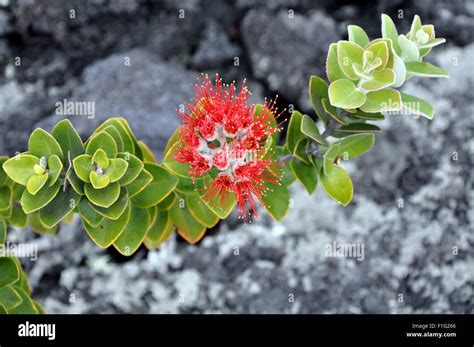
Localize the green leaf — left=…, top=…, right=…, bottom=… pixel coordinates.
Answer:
left=409, top=15, right=422, bottom=38
left=47, top=155, right=63, bottom=186
left=398, top=35, right=419, bottom=62
left=326, top=43, right=347, bottom=82
left=113, top=205, right=150, bottom=255
left=162, top=142, right=191, bottom=178
left=84, top=182, right=120, bottom=208
left=51, top=119, right=85, bottom=163
left=0, top=257, right=19, bottom=288
left=117, top=152, right=144, bottom=186
left=335, top=133, right=375, bottom=159
left=83, top=202, right=131, bottom=249
left=0, top=157, right=9, bottom=186
left=124, top=169, right=153, bottom=198
left=276, top=146, right=296, bottom=186
left=86, top=131, right=117, bottom=158
left=400, top=92, right=434, bottom=119
left=33, top=301, right=45, bottom=314
left=365, top=40, right=389, bottom=70
left=0, top=186, right=12, bottom=211
left=92, top=149, right=109, bottom=169
left=26, top=173, right=48, bottom=195
left=0, top=286, right=23, bottom=311
left=73, top=154, right=93, bottom=183
left=91, top=188, right=129, bottom=220
left=290, top=159, right=318, bottom=194
left=196, top=178, right=236, bottom=219
left=102, top=125, right=124, bottom=153
left=89, top=171, right=110, bottom=189
left=186, top=193, right=219, bottom=228
left=67, top=170, right=85, bottom=195
left=261, top=180, right=290, bottom=221
left=7, top=286, right=38, bottom=314
left=294, top=139, right=309, bottom=163
left=322, top=98, right=348, bottom=125
left=38, top=186, right=81, bottom=228
left=360, top=89, right=401, bottom=113
left=337, top=123, right=381, bottom=133
left=138, top=141, right=157, bottom=164
left=381, top=14, right=401, bottom=55
left=21, top=182, right=61, bottom=214
left=157, top=192, right=176, bottom=211
left=146, top=209, right=173, bottom=245
left=392, top=51, right=407, bottom=87
left=286, top=111, right=304, bottom=153
left=308, top=75, right=329, bottom=124
left=27, top=212, right=58, bottom=234
left=351, top=110, right=385, bottom=121
left=77, top=198, right=104, bottom=227
left=132, top=164, right=177, bottom=209
left=301, top=114, right=328, bottom=146
left=8, top=204, right=28, bottom=228
left=170, top=201, right=206, bottom=244
left=348, top=25, right=369, bottom=47
left=405, top=61, right=449, bottom=78
left=2, top=154, right=39, bottom=186
left=328, top=79, right=366, bottom=109
left=106, top=158, right=129, bottom=183
left=0, top=220, right=6, bottom=244
left=337, top=41, right=364, bottom=80
left=360, top=68, right=395, bottom=91
left=320, top=166, right=353, bottom=206
left=28, top=128, right=63, bottom=161
left=94, top=118, right=135, bottom=155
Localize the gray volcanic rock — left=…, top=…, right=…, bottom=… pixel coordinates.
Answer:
left=19, top=45, right=473, bottom=314
left=242, top=9, right=339, bottom=110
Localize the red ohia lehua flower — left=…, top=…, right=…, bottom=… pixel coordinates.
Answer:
left=175, top=74, right=283, bottom=221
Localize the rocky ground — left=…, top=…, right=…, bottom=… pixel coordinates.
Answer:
left=1, top=0, right=473, bottom=313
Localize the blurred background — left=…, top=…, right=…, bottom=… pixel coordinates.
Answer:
left=0, top=0, right=472, bottom=313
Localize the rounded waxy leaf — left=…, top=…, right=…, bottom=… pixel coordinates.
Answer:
left=83, top=202, right=131, bottom=249
left=51, top=119, right=85, bottom=162
left=359, top=89, right=401, bottom=113
left=162, top=142, right=191, bottom=178
left=26, top=173, right=48, bottom=195
left=335, top=134, right=375, bottom=159
left=67, top=170, right=85, bottom=195
left=7, top=286, right=38, bottom=314
left=27, top=212, right=58, bottom=235
left=106, top=158, right=128, bottom=183
left=8, top=204, right=28, bottom=228
left=117, top=152, right=144, bottom=186
left=0, top=257, right=20, bottom=288
left=94, top=118, right=135, bottom=155
left=336, top=123, right=382, bottom=133
left=308, top=75, right=329, bottom=124
left=21, top=181, right=61, bottom=214
left=124, top=169, right=153, bottom=198
left=28, top=128, right=63, bottom=161
left=86, top=131, right=117, bottom=158
left=145, top=210, right=174, bottom=249
left=328, top=79, right=366, bottom=109
left=92, top=149, right=110, bottom=169
left=186, top=193, right=219, bottom=228
left=365, top=41, right=389, bottom=70
left=398, top=35, right=419, bottom=62
left=326, top=43, right=347, bottom=83
left=392, top=52, right=407, bottom=88
left=2, top=154, right=39, bottom=186
left=77, top=198, right=104, bottom=227
left=47, top=155, right=63, bottom=186
left=130, top=163, right=177, bottom=208
left=0, top=286, right=22, bottom=311
left=138, top=141, right=157, bottom=164
left=290, top=159, right=318, bottom=195
left=157, top=191, right=176, bottom=211
left=322, top=98, right=348, bottom=125
left=0, top=186, right=12, bottom=211
left=301, top=114, right=328, bottom=146
left=381, top=14, right=401, bottom=55
left=73, top=154, right=93, bottom=183
left=348, top=25, right=370, bottom=48
left=113, top=205, right=151, bottom=256
left=170, top=202, right=206, bottom=244
left=360, top=68, right=395, bottom=91
left=320, top=166, right=353, bottom=206
left=38, top=186, right=81, bottom=229
left=84, top=182, right=120, bottom=208
left=0, top=220, right=6, bottom=244
left=405, top=61, right=449, bottom=78
left=286, top=111, right=304, bottom=153
left=89, top=171, right=110, bottom=189
left=91, top=189, right=129, bottom=220
left=337, top=41, right=364, bottom=80
left=101, top=125, right=124, bottom=153
left=0, top=157, right=9, bottom=186
left=400, top=92, right=434, bottom=119
left=261, top=180, right=290, bottom=221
